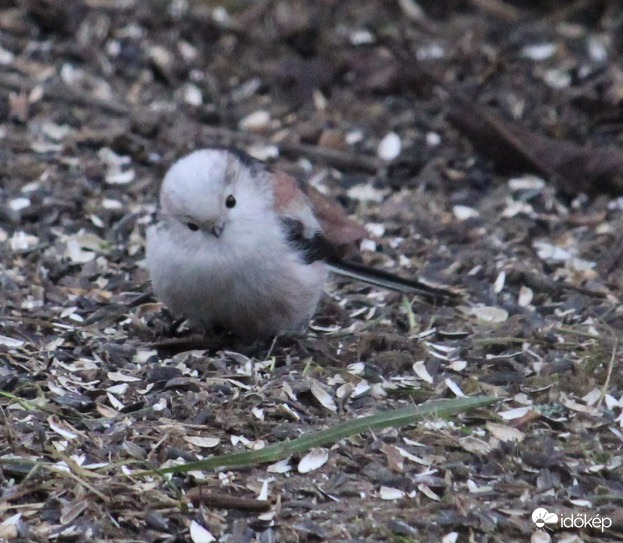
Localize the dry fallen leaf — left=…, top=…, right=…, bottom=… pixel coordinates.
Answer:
left=380, top=443, right=405, bottom=473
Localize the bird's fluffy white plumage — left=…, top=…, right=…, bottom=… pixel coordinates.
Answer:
left=146, top=149, right=327, bottom=340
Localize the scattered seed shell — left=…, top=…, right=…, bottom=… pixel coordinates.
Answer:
left=413, top=361, right=433, bottom=384
left=518, top=286, right=534, bottom=307
left=0, top=335, right=25, bottom=348
left=463, top=305, right=509, bottom=323
left=267, top=458, right=292, bottom=474
left=453, top=205, right=479, bottom=221
left=298, top=448, right=329, bottom=473
left=460, top=436, right=491, bottom=455
left=189, top=521, right=216, bottom=543
left=377, top=132, right=401, bottom=161
left=310, top=381, right=337, bottom=412
left=486, top=422, right=525, bottom=443
left=183, top=436, right=221, bottom=448
left=379, top=486, right=406, bottom=500
left=239, top=110, right=271, bottom=132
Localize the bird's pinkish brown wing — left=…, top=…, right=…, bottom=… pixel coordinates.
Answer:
left=304, top=185, right=368, bottom=252
left=270, top=167, right=461, bottom=300
left=271, top=170, right=367, bottom=258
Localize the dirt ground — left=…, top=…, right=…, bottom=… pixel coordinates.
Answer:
left=1, top=0, right=623, bottom=541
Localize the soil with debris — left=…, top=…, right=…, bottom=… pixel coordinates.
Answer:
left=2, top=1, right=623, bottom=541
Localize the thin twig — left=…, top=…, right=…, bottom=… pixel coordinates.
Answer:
left=47, top=466, right=109, bottom=502
left=598, top=335, right=618, bottom=409
left=0, top=70, right=382, bottom=172
left=591, top=319, right=620, bottom=409
left=545, top=0, right=594, bottom=23
left=264, top=335, right=279, bottom=361
left=0, top=73, right=130, bottom=115
left=200, top=125, right=381, bottom=173
left=186, top=488, right=272, bottom=512
left=468, top=0, right=523, bottom=22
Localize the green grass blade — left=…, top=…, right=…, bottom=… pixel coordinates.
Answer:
left=142, top=395, right=497, bottom=476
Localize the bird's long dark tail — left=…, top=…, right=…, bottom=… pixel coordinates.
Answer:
left=327, top=259, right=461, bottom=301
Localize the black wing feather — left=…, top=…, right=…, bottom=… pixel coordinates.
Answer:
left=281, top=219, right=461, bottom=301
left=281, top=218, right=340, bottom=264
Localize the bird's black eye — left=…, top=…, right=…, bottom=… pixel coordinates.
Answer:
left=225, top=195, right=236, bottom=208
left=186, top=222, right=199, bottom=231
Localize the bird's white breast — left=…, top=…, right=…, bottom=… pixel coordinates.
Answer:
left=146, top=215, right=327, bottom=339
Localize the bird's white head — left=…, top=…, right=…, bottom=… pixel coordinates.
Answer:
left=159, top=148, right=270, bottom=238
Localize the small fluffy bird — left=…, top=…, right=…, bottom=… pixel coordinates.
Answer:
left=146, top=147, right=446, bottom=340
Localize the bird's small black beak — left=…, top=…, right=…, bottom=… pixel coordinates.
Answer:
left=210, top=224, right=224, bottom=238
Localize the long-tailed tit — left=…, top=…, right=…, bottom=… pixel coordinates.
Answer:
left=146, top=147, right=452, bottom=340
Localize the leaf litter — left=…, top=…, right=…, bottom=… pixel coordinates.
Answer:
left=1, top=1, right=623, bottom=541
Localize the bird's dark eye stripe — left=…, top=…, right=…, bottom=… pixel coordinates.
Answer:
left=226, top=194, right=236, bottom=208
left=186, top=222, right=199, bottom=231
